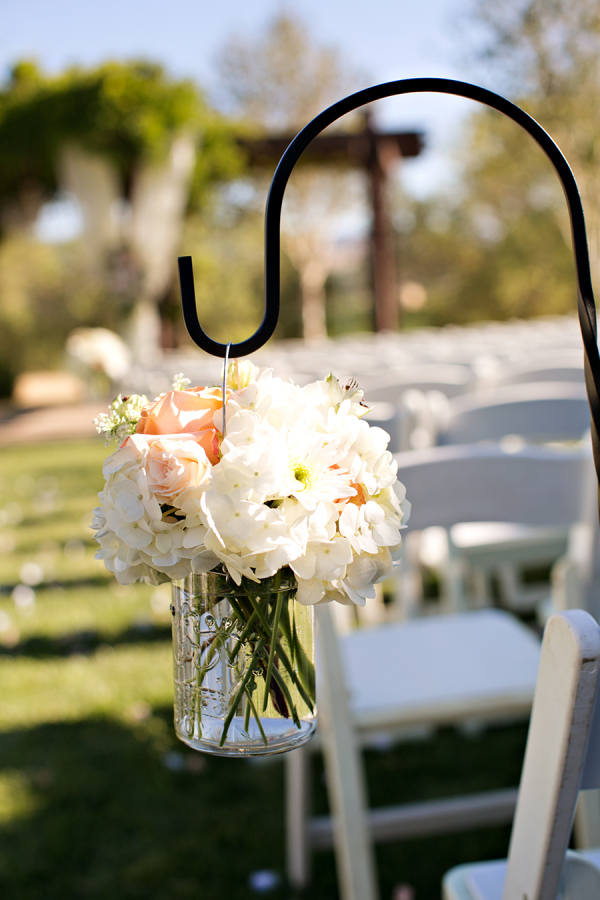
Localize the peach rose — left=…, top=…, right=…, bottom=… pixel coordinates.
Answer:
left=130, top=434, right=211, bottom=504
left=136, top=387, right=227, bottom=463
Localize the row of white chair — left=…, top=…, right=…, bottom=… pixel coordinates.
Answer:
left=125, top=314, right=583, bottom=399
left=270, top=323, right=592, bottom=897
left=286, top=439, right=598, bottom=895
left=413, top=382, right=592, bottom=613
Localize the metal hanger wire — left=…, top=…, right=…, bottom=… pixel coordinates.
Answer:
left=222, top=341, right=232, bottom=440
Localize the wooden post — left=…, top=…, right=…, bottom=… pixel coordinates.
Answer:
left=238, top=122, right=423, bottom=336
left=366, top=114, right=400, bottom=332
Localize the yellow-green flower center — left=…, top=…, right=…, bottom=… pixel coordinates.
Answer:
left=293, top=462, right=312, bottom=490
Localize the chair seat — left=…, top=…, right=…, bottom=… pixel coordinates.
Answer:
left=450, top=521, right=567, bottom=555
left=443, top=850, right=600, bottom=900
left=338, top=609, right=541, bottom=732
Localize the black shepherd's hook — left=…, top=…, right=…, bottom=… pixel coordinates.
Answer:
left=178, top=77, right=600, bottom=494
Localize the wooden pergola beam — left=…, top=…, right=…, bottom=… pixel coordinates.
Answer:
left=237, top=117, right=425, bottom=332
left=238, top=130, right=424, bottom=168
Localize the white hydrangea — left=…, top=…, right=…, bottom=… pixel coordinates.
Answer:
left=93, top=366, right=410, bottom=603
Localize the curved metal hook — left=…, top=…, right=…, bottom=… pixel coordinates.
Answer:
left=178, top=255, right=280, bottom=358
left=180, top=77, right=600, bottom=498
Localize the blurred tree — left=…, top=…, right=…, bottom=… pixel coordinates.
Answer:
left=215, top=12, right=365, bottom=341
left=396, top=186, right=575, bottom=328
left=0, top=60, right=243, bottom=385
left=217, top=13, right=360, bottom=130
left=392, top=99, right=577, bottom=328
left=388, top=0, right=600, bottom=330
left=0, top=60, right=203, bottom=233
left=0, top=236, right=120, bottom=396
left=469, top=0, right=600, bottom=284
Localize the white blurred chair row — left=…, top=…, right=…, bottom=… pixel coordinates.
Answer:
left=265, top=317, right=593, bottom=898
left=123, top=313, right=582, bottom=411
left=412, top=381, right=591, bottom=616
left=363, top=377, right=588, bottom=455
left=365, top=379, right=588, bottom=629
left=285, top=438, right=600, bottom=897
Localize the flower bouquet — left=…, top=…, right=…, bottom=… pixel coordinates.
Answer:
left=92, top=363, right=409, bottom=756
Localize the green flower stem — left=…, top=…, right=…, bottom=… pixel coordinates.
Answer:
left=244, top=595, right=314, bottom=713
left=263, top=592, right=284, bottom=712
left=278, top=600, right=316, bottom=699
left=201, top=578, right=314, bottom=743
left=244, top=689, right=268, bottom=747
left=243, top=687, right=252, bottom=733
left=227, top=600, right=259, bottom=661
left=228, top=593, right=312, bottom=720
left=227, top=594, right=294, bottom=721
left=219, top=637, right=265, bottom=747
left=267, top=663, right=301, bottom=729
left=195, top=633, right=221, bottom=683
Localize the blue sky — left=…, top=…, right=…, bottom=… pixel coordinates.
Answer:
left=0, top=0, right=485, bottom=188
left=0, top=0, right=485, bottom=238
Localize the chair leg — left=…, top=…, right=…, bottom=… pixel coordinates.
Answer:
left=317, top=604, right=380, bottom=900
left=441, top=533, right=468, bottom=613
left=574, top=789, right=600, bottom=849
left=285, top=745, right=312, bottom=889
left=471, top=566, right=490, bottom=609
left=396, top=533, right=423, bottom=619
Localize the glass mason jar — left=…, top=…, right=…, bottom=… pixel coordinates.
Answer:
left=171, top=566, right=316, bottom=756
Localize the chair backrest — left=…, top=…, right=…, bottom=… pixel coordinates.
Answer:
left=502, top=610, right=600, bottom=900
left=438, top=382, right=590, bottom=446
left=489, top=362, right=585, bottom=388
left=393, top=442, right=591, bottom=533
left=363, top=364, right=474, bottom=403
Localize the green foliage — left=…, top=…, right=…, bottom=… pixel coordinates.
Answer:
left=0, top=60, right=203, bottom=201
left=188, top=115, right=247, bottom=212
left=71, top=61, right=201, bottom=167
left=0, top=60, right=246, bottom=389
left=0, top=59, right=242, bottom=214
left=0, top=236, right=127, bottom=394
left=396, top=105, right=577, bottom=327
left=387, top=0, right=600, bottom=329
left=469, top=0, right=600, bottom=286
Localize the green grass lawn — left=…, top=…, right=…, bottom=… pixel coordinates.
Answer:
left=0, top=437, right=528, bottom=900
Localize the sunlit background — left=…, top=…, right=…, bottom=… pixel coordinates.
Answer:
left=0, top=1, right=595, bottom=897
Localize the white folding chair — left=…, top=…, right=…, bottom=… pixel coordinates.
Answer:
left=476, top=348, right=585, bottom=391
left=437, top=382, right=590, bottom=447
left=487, top=362, right=585, bottom=389
left=396, top=440, right=592, bottom=616
left=548, top=488, right=600, bottom=854
left=443, top=609, right=600, bottom=900
left=428, top=384, right=591, bottom=613
left=362, top=364, right=474, bottom=402
left=285, top=442, right=591, bottom=897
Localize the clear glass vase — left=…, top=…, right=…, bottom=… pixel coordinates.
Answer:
left=171, top=566, right=316, bottom=756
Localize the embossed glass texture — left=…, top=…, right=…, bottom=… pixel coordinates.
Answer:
left=171, top=567, right=316, bottom=756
